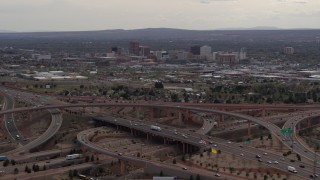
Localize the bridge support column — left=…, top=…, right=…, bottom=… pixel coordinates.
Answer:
left=150, top=107, right=155, bottom=119
left=120, top=160, right=125, bottom=175
left=147, top=133, right=149, bottom=141
left=219, top=114, right=224, bottom=123
left=307, top=119, right=311, bottom=127
left=182, top=143, right=186, bottom=154
left=262, top=108, right=266, bottom=121
left=164, top=138, right=166, bottom=145
left=178, top=110, right=183, bottom=126
left=186, top=110, right=190, bottom=126
left=28, top=111, right=32, bottom=121
left=136, top=106, right=141, bottom=119
left=187, top=144, right=190, bottom=154
left=247, top=122, right=251, bottom=137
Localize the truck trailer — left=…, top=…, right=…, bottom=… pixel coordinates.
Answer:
left=150, top=125, right=161, bottom=131
left=66, top=154, right=82, bottom=160
left=287, top=166, right=297, bottom=173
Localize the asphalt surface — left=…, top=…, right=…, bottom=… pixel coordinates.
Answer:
left=1, top=86, right=320, bottom=178
left=92, top=115, right=320, bottom=179
left=3, top=95, right=26, bottom=145
left=283, top=112, right=320, bottom=163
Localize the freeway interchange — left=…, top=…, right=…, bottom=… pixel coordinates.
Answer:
left=0, top=87, right=320, bottom=179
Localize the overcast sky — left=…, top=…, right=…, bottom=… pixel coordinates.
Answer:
left=1, top=0, right=319, bottom=32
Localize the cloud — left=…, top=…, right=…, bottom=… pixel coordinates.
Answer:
left=200, top=0, right=237, bottom=3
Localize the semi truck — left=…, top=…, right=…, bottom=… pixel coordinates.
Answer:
left=150, top=125, right=161, bottom=131
left=287, top=166, right=297, bottom=173
left=66, top=154, right=82, bottom=160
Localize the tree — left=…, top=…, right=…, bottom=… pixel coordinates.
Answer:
left=25, top=165, right=29, bottom=172
left=155, top=81, right=164, bottom=89
left=85, top=156, right=90, bottom=162
left=189, top=175, right=194, bottom=180
left=296, top=154, right=301, bottom=161
left=171, top=93, right=179, bottom=102
left=196, top=174, right=201, bottom=180
left=69, top=170, right=73, bottom=178
left=14, top=168, right=19, bottom=174
left=73, top=169, right=78, bottom=177
left=3, top=159, right=9, bottom=167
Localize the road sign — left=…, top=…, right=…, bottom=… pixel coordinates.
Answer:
left=281, top=128, right=293, bottom=135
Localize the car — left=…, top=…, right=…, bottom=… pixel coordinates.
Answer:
left=227, top=141, right=231, bottom=144
left=310, top=174, right=318, bottom=178
left=258, top=159, right=263, bottom=162
left=182, top=167, right=187, bottom=170
left=263, top=152, right=268, bottom=155
left=215, top=173, right=221, bottom=177
left=273, top=161, right=279, bottom=164
left=290, top=159, right=295, bottom=162
left=114, top=119, right=117, bottom=122
left=174, top=132, right=178, bottom=135
left=280, top=158, right=285, bottom=161
left=118, top=153, right=123, bottom=156
left=267, top=161, right=272, bottom=164
left=240, top=153, right=244, bottom=156
left=299, top=165, right=305, bottom=168
left=239, top=145, right=243, bottom=148
left=212, top=144, right=217, bottom=147
left=256, top=155, right=261, bottom=158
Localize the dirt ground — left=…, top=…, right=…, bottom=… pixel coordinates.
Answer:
left=185, top=150, right=299, bottom=180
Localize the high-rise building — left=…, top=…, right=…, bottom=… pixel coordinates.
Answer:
left=284, top=47, right=294, bottom=54
left=216, top=53, right=238, bottom=65
left=240, top=48, right=247, bottom=60
left=129, top=41, right=140, bottom=55
left=111, top=47, right=122, bottom=55
left=139, top=46, right=150, bottom=56
left=200, top=45, right=212, bottom=60
left=190, top=46, right=201, bottom=55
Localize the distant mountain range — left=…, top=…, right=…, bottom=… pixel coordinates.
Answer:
left=0, top=28, right=319, bottom=41
left=0, top=29, right=15, bottom=33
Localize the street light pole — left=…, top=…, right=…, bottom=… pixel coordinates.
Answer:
left=313, top=147, right=318, bottom=180
left=291, top=122, right=294, bottom=153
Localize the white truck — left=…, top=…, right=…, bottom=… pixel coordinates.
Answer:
left=287, top=166, right=297, bottom=173
left=66, top=154, right=82, bottom=160
left=150, top=125, right=161, bottom=131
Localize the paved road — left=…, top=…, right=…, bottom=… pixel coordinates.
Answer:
left=0, top=88, right=63, bottom=156
left=93, top=115, right=318, bottom=179
left=2, top=95, right=26, bottom=144
left=283, top=112, right=320, bottom=163
left=77, top=128, right=224, bottom=180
